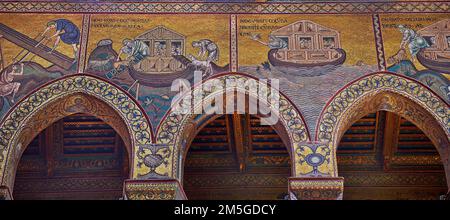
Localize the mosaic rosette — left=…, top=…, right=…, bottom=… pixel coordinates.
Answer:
left=295, top=143, right=332, bottom=177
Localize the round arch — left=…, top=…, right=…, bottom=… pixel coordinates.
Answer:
left=316, top=72, right=450, bottom=185
left=156, top=73, right=311, bottom=180
left=179, top=111, right=295, bottom=184
left=0, top=75, right=153, bottom=195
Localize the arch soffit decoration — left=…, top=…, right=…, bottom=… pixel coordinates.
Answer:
left=154, top=73, right=311, bottom=180
left=316, top=72, right=450, bottom=177
left=0, top=75, right=153, bottom=190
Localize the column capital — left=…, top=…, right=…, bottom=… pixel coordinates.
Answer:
left=288, top=177, right=344, bottom=200
left=0, top=186, right=12, bottom=200
left=124, top=179, right=186, bottom=200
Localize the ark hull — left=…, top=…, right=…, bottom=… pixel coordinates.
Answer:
left=128, top=55, right=229, bottom=87
left=128, top=65, right=194, bottom=87
left=417, top=52, right=450, bottom=74
left=268, top=48, right=346, bottom=68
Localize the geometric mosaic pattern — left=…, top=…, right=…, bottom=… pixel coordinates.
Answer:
left=124, top=179, right=186, bottom=200
left=289, top=177, right=344, bottom=200
left=0, top=1, right=449, bottom=14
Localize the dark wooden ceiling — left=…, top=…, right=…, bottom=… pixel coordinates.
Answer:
left=12, top=111, right=448, bottom=200
left=14, top=113, right=129, bottom=200
left=185, top=111, right=447, bottom=200
left=337, top=111, right=447, bottom=200
left=184, top=114, right=290, bottom=200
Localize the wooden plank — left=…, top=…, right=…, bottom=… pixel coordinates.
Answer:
left=344, top=126, right=377, bottom=130
left=63, top=136, right=116, bottom=141
left=62, top=129, right=115, bottom=133
left=190, top=142, right=230, bottom=147
left=63, top=144, right=116, bottom=149
left=192, top=134, right=228, bottom=139
left=0, top=23, right=74, bottom=69
left=339, top=141, right=376, bottom=146
left=383, top=112, right=400, bottom=171
left=199, top=127, right=227, bottom=131
left=398, top=133, right=430, bottom=138
left=232, top=113, right=247, bottom=172
left=63, top=121, right=111, bottom=125
left=341, top=134, right=377, bottom=138
left=251, top=134, right=282, bottom=138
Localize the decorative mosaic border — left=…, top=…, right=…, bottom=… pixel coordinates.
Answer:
left=230, top=14, right=238, bottom=72
left=77, top=14, right=91, bottom=74
left=342, top=172, right=447, bottom=186
left=372, top=14, right=386, bottom=71
left=155, top=73, right=310, bottom=179
left=0, top=75, right=152, bottom=185
left=289, top=177, right=344, bottom=200
left=124, top=179, right=186, bottom=200
left=0, top=1, right=449, bottom=14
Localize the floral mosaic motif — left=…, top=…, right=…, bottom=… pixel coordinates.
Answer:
left=0, top=75, right=153, bottom=184
left=156, top=74, right=310, bottom=178
left=295, top=143, right=332, bottom=177
left=136, top=144, right=171, bottom=179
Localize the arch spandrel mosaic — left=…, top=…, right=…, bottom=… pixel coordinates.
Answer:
left=0, top=1, right=448, bottom=198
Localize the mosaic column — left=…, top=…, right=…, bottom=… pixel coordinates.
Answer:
left=290, top=142, right=344, bottom=200
left=0, top=185, right=12, bottom=200
left=124, top=179, right=187, bottom=200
